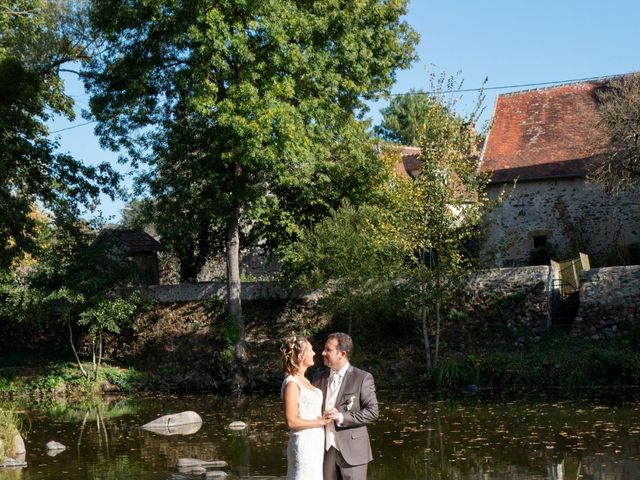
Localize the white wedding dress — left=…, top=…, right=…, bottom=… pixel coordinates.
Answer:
left=282, top=375, right=325, bottom=480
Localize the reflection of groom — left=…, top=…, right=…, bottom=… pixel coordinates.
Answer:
left=312, top=332, right=379, bottom=480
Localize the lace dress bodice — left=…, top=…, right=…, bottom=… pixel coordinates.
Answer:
left=282, top=375, right=325, bottom=480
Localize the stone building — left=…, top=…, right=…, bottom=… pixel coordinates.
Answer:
left=479, top=80, right=640, bottom=267
left=96, top=229, right=161, bottom=285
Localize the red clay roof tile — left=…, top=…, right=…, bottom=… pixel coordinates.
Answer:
left=480, top=81, right=612, bottom=183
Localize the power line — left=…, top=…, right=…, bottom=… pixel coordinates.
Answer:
left=48, top=74, right=621, bottom=134
left=391, top=74, right=618, bottom=96
left=49, top=120, right=96, bottom=133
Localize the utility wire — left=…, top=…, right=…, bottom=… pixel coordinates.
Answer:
left=391, top=74, right=618, bottom=96
left=49, top=120, right=97, bottom=133
left=48, top=74, right=619, bottom=133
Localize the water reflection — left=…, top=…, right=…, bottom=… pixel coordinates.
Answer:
left=2, top=392, right=640, bottom=479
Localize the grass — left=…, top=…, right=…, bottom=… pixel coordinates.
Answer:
left=431, top=331, right=640, bottom=392
left=0, top=350, right=154, bottom=399
left=0, top=409, right=21, bottom=461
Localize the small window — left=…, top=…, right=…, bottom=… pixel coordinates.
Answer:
left=533, top=235, right=548, bottom=249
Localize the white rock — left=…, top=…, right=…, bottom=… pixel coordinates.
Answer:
left=205, top=471, right=228, bottom=478
left=13, top=434, right=26, bottom=455
left=45, top=440, right=66, bottom=452
left=143, top=411, right=202, bottom=429
left=176, top=458, right=227, bottom=468
left=228, top=421, right=247, bottom=430
left=3, top=455, right=27, bottom=468
left=143, top=411, right=203, bottom=435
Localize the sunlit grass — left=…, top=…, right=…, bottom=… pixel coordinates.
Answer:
left=0, top=409, right=21, bottom=460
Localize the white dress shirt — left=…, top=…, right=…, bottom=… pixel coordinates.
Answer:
left=325, top=362, right=349, bottom=451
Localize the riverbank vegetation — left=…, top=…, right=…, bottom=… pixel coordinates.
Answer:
left=2, top=332, right=640, bottom=398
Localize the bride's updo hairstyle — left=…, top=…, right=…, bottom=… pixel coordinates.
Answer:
left=281, top=335, right=308, bottom=376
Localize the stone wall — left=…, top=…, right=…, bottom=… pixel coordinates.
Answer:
left=465, top=266, right=551, bottom=333
left=572, top=266, right=640, bottom=338
left=139, top=281, right=296, bottom=303
left=482, top=178, right=640, bottom=267
left=160, top=247, right=280, bottom=284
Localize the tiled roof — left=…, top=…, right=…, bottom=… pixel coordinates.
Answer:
left=480, top=80, right=612, bottom=183
left=395, top=146, right=421, bottom=177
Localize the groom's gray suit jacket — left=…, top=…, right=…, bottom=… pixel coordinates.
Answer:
left=313, top=365, right=379, bottom=466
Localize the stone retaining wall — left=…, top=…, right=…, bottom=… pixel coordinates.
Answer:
left=572, top=266, right=640, bottom=338
left=465, top=266, right=551, bottom=333
left=140, top=266, right=640, bottom=339
left=467, top=266, right=551, bottom=293
left=139, top=281, right=296, bottom=303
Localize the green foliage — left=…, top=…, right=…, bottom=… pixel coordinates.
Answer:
left=470, top=335, right=640, bottom=391
left=0, top=409, right=22, bottom=460
left=33, top=374, right=66, bottom=395
left=432, top=355, right=481, bottom=390
left=284, top=72, right=491, bottom=369
left=375, top=88, right=450, bottom=146
left=219, top=314, right=241, bottom=367
left=2, top=225, right=142, bottom=381
left=78, top=295, right=139, bottom=338
left=284, top=201, right=404, bottom=290
left=82, top=0, right=418, bottom=288
left=0, top=1, right=119, bottom=271
left=100, top=366, right=148, bottom=393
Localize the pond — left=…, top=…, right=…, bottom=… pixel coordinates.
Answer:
left=3, top=391, right=640, bottom=479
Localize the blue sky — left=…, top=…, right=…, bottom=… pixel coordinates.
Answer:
left=48, top=0, right=640, bottom=222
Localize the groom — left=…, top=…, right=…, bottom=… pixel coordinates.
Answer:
left=313, top=332, right=379, bottom=480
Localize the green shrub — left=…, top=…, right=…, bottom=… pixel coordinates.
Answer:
left=432, top=355, right=480, bottom=389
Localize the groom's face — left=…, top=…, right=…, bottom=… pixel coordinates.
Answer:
left=322, top=338, right=346, bottom=370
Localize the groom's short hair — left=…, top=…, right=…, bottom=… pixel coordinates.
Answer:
left=328, top=332, right=353, bottom=359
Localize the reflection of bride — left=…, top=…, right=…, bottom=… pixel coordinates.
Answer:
left=281, top=336, right=328, bottom=480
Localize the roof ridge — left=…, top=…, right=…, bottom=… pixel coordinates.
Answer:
left=496, top=74, right=627, bottom=99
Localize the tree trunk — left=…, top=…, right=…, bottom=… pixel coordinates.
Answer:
left=434, top=300, right=441, bottom=369
left=419, top=250, right=432, bottom=372
left=91, top=337, right=96, bottom=376
left=96, top=332, right=103, bottom=381
left=226, top=203, right=247, bottom=391
left=68, top=317, right=88, bottom=379
left=420, top=282, right=432, bottom=373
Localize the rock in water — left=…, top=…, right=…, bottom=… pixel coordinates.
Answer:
left=176, top=458, right=228, bottom=469
left=228, top=421, right=247, bottom=430
left=205, top=471, right=228, bottom=478
left=13, top=434, right=26, bottom=455
left=142, top=411, right=203, bottom=435
left=45, top=440, right=66, bottom=451
left=3, top=455, right=27, bottom=468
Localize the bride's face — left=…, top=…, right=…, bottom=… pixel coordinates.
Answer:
left=299, top=341, right=315, bottom=368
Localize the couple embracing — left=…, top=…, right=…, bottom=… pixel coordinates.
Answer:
left=281, top=332, right=378, bottom=480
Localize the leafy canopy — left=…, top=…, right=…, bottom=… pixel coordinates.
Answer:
left=82, top=0, right=419, bottom=278
left=0, top=0, right=119, bottom=270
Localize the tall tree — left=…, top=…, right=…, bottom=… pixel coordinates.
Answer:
left=591, top=73, right=640, bottom=192
left=391, top=109, right=487, bottom=373
left=375, top=73, right=486, bottom=147
left=0, top=0, right=118, bottom=270
left=82, top=0, right=418, bottom=388
left=375, top=89, right=437, bottom=146
left=287, top=77, right=491, bottom=374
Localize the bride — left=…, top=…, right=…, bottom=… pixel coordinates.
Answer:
left=281, top=336, right=328, bottom=480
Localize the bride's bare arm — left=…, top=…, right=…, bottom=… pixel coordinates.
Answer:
left=283, top=381, right=328, bottom=430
